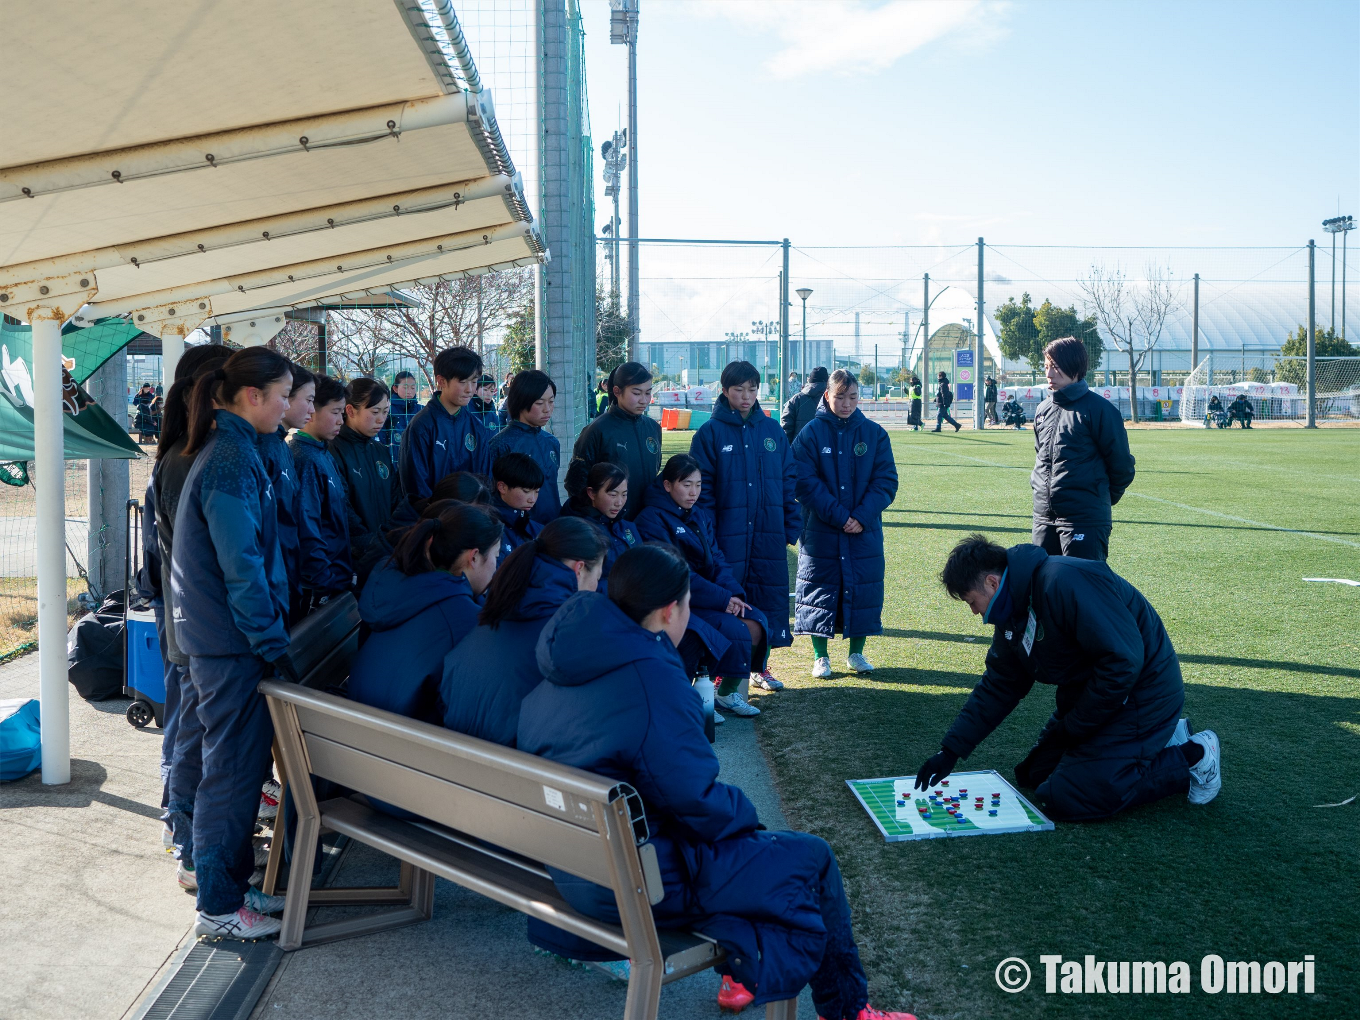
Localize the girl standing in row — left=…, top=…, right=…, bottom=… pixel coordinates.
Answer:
left=569, top=362, right=660, bottom=521
left=329, top=378, right=401, bottom=584
left=289, top=374, right=354, bottom=616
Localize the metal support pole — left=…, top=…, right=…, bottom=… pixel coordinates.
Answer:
left=86, top=351, right=129, bottom=602
left=316, top=315, right=328, bottom=376
left=162, top=333, right=185, bottom=395
left=1343, top=227, right=1349, bottom=342
left=922, top=274, right=930, bottom=383
left=780, top=238, right=790, bottom=403
left=31, top=309, right=69, bottom=784
left=1330, top=232, right=1337, bottom=332
left=626, top=12, right=640, bottom=360
left=801, top=297, right=808, bottom=386
left=1307, top=239, right=1316, bottom=428
left=1191, top=273, right=1199, bottom=376
left=975, top=237, right=985, bottom=430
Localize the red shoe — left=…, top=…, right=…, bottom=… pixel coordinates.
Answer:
left=718, top=975, right=755, bottom=1013
left=820, top=1009, right=917, bottom=1020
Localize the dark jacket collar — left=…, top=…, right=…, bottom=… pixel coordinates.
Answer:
left=291, top=430, right=324, bottom=451
left=336, top=424, right=375, bottom=446
left=607, top=404, right=642, bottom=423
left=712, top=395, right=763, bottom=426
left=504, top=418, right=541, bottom=436
left=813, top=403, right=862, bottom=430
left=642, top=478, right=692, bottom=521
left=214, top=409, right=258, bottom=442
left=994, top=544, right=1048, bottom=625
left=1052, top=379, right=1090, bottom=406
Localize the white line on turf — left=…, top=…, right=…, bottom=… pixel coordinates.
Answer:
left=1124, top=492, right=1360, bottom=549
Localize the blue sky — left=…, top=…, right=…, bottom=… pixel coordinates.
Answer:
left=582, top=0, right=1360, bottom=247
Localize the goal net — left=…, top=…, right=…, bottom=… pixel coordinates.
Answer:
left=1178, top=356, right=1360, bottom=425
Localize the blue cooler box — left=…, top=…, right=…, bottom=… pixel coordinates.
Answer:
left=124, top=609, right=165, bottom=728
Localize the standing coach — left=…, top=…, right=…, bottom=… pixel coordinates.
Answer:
left=1031, top=336, right=1135, bottom=561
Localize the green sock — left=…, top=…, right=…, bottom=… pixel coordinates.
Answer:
left=716, top=675, right=742, bottom=697
left=849, top=636, right=866, bottom=656
left=810, top=636, right=829, bottom=659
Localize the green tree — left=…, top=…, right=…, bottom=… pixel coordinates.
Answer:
left=1034, top=300, right=1103, bottom=375
left=1277, top=325, right=1352, bottom=385
left=499, top=302, right=536, bottom=375
left=596, top=290, right=634, bottom=375
left=994, top=293, right=1040, bottom=367
left=858, top=365, right=876, bottom=387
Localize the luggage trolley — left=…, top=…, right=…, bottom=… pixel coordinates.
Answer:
left=123, top=498, right=166, bottom=728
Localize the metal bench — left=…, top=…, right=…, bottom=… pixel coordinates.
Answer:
left=260, top=680, right=797, bottom=1020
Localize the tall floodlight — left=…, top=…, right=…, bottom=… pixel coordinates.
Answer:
left=975, top=237, right=986, bottom=430
left=601, top=131, right=627, bottom=302
left=796, top=288, right=813, bottom=381
left=610, top=0, right=640, bottom=358
left=752, top=319, right=780, bottom=390
left=1323, top=216, right=1354, bottom=341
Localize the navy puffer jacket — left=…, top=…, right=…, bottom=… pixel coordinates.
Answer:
left=441, top=555, right=578, bottom=746
left=348, top=562, right=480, bottom=723
left=491, top=494, right=544, bottom=563
left=488, top=420, right=563, bottom=523
left=289, top=431, right=354, bottom=594
left=634, top=481, right=743, bottom=612
left=1031, top=379, right=1136, bottom=528
left=558, top=503, right=640, bottom=584
left=519, top=592, right=836, bottom=1005
left=791, top=405, right=898, bottom=637
left=690, top=397, right=799, bottom=646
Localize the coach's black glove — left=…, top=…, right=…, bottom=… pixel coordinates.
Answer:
left=914, top=748, right=959, bottom=791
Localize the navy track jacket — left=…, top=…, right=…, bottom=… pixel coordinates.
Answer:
left=289, top=431, right=354, bottom=593
left=398, top=397, right=494, bottom=500
left=257, top=427, right=300, bottom=598
left=488, top=419, right=563, bottom=523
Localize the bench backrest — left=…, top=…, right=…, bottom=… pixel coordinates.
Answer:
left=287, top=593, right=361, bottom=689
left=260, top=680, right=645, bottom=895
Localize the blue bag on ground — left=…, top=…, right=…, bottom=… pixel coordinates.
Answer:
left=0, top=698, right=41, bottom=781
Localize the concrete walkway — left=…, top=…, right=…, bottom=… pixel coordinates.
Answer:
left=0, top=654, right=813, bottom=1019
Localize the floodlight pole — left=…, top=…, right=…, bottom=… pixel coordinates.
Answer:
left=780, top=239, right=790, bottom=407
left=1307, top=239, right=1316, bottom=429
left=975, top=237, right=985, bottom=430
left=610, top=0, right=640, bottom=359
left=923, top=274, right=930, bottom=383
left=1191, top=273, right=1199, bottom=376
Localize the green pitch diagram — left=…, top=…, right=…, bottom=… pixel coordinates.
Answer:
left=847, top=770, right=1055, bottom=842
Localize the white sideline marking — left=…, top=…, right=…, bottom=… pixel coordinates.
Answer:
left=1125, top=493, right=1360, bottom=549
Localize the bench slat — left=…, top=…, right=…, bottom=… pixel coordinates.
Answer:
left=306, top=735, right=619, bottom=889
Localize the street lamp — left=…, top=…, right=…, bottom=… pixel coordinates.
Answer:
left=751, top=319, right=779, bottom=391
left=920, top=278, right=950, bottom=382
left=1324, top=215, right=1355, bottom=341
left=796, top=288, right=813, bottom=381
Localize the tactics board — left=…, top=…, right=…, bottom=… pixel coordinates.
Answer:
left=846, top=770, right=1054, bottom=842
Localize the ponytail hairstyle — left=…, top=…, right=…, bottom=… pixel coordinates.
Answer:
left=565, top=460, right=627, bottom=508
left=156, top=344, right=231, bottom=462
left=389, top=503, right=503, bottom=577
left=606, top=361, right=652, bottom=406
left=288, top=362, right=316, bottom=396
left=183, top=347, right=292, bottom=455
left=660, top=453, right=700, bottom=485
left=478, top=517, right=608, bottom=629
left=607, top=543, right=690, bottom=623
left=345, top=377, right=390, bottom=413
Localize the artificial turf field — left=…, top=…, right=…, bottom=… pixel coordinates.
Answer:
left=662, top=425, right=1359, bottom=1019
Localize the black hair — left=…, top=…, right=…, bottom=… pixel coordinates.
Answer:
left=389, top=503, right=502, bottom=576
left=288, top=362, right=315, bottom=397
left=720, top=360, right=760, bottom=389
left=433, top=345, right=483, bottom=383
left=345, top=377, right=390, bottom=411
left=156, top=344, right=231, bottom=462
left=428, top=471, right=491, bottom=507
left=940, top=534, right=1009, bottom=600
left=661, top=453, right=700, bottom=485
left=492, top=451, right=545, bottom=491
left=504, top=369, right=557, bottom=420
left=807, top=366, right=829, bottom=385
left=184, top=347, right=292, bottom=455
left=827, top=369, right=857, bottom=396
left=606, top=361, right=652, bottom=405
left=565, top=460, right=627, bottom=507
left=1044, top=336, right=1088, bottom=381
left=477, top=374, right=496, bottom=388
left=479, top=517, right=608, bottom=629
left=393, top=370, right=416, bottom=385
left=607, top=543, right=690, bottom=624
left=312, top=373, right=346, bottom=407
left=938, top=371, right=949, bottom=381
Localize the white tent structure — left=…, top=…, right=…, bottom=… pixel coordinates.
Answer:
left=0, top=0, right=545, bottom=783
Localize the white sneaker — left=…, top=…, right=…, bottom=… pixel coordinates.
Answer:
left=177, top=862, right=197, bottom=891
left=715, top=691, right=761, bottom=717
left=847, top=652, right=875, bottom=673
left=162, top=824, right=175, bottom=853
left=1166, top=718, right=1192, bottom=747
left=1187, top=730, right=1221, bottom=805
left=254, top=841, right=271, bottom=868
left=811, top=656, right=832, bottom=679
left=751, top=669, right=784, bottom=692
left=258, top=779, right=281, bottom=821
left=243, top=886, right=287, bottom=914
left=194, top=905, right=281, bottom=940
left=711, top=708, right=724, bottom=725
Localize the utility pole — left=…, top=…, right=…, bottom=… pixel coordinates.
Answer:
left=1307, top=239, right=1316, bottom=428
left=923, top=274, right=930, bottom=384
left=611, top=0, right=640, bottom=358
left=1191, top=273, right=1199, bottom=376
left=601, top=130, right=626, bottom=303
left=780, top=238, right=790, bottom=407
left=975, top=237, right=985, bottom=430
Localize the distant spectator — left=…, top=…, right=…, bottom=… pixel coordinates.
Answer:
left=932, top=372, right=960, bottom=432
left=380, top=371, right=421, bottom=454
left=1227, top=393, right=1254, bottom=429
left=780, top=365, right=828, bottom=443
left=984, top=376, right=999, bottom=425
left=1001, top=395, right=1027, bottom=429
left=133, top=383, right=160, bottom=442
left=907, top=375, right=923, bottom=430
left=469, top=373, right=506, bottom=433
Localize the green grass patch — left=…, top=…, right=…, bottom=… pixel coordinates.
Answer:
left=667, top=426, right=1360, bottom=1019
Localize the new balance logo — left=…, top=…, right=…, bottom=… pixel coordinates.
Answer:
left=722, top=444, right=734, bottom=452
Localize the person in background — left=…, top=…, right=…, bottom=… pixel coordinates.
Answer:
left=133, top=382, right=159, bottom=443
left=635, top=454, right=769, bottom=719
left=289, top=374, right=353, bottom=618
left=781, top=365, right=828, bottom=443
left=1001, top=394, right=1027, bottom=429
left=907, top=375, right=924, bottom=430
left=1031, top=336, right=1135, bottom=562
left=169, top=347, right=295, bottom=940
left=380, top=370, right=422, bottom=456
left=490, top=452, right=544, bottom=562
left=932, top=371, right=961, bottom=432
left=488, top=369, right=562, bottom=523
left=330, top=378, right=402, bottom=584
left=1205, top=393, right=1225, bottom=428
left=569, top=361, right=660, bottom=520
left=348, top=503, right=503, bottom=723
left=518, top=545, right=916, bottom=1020
left=400, top=346, right=494, bottom=500
left=594, top=378, right=609, bottom=416
left=1228, top=393, right=1255, bottom=429
left=916, top=534, right=1220, bottom=821
left=984, top=376, right=999, bottom=426
left=792, top=369, right=899, bottom=678
left=441, top=517, right=607, bottom=746
left=258, top=364, right=314, bottom=621
left=469, top=373, right=506, bottom=433
left=689, top=360, right=799, bottom=691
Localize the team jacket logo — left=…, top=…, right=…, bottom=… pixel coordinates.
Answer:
left=464, top=434, right=477, bottom=451
left=645, top=437, right=658, bottom=454
left=764, top=437, right=777, bottom=451
left=434, top=439, right=447, bottom=450
left=854, top=441, right=868, bottom=456
left=376, top=462, right=390, bottom=479
left=675, top=526, right=686, bottom=535
left=822, top=446, right=832, bottom=454
left=548, top=448, right=558, bottom=463
left=624, top=530, right=636, bottom=545
left=722, top=444, right=734, bottom=453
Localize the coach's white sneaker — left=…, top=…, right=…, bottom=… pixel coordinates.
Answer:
left=1166, top=717, right=1192, bottom=747
left=847, top=652, right=875, bottom=674
left=1187, top=729, right=1221, bottom=805
left=715, top=691, right=761, bottom=717
left=194, top=906, right=281, bottom=940
left=811, top=656, right=832, bottom=679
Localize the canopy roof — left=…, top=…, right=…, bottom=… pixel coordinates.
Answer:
left=0, top=0, right=544, bottom=336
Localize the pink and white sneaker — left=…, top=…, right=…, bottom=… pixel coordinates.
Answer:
left=751, top=668, right=784, bottom=692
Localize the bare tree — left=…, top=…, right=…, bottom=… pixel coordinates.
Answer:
left=328, top=309, right=396, bottom=381
left=269, top=319, right=320, bottom=364
left=1079, top=262, right=1179, bottom=423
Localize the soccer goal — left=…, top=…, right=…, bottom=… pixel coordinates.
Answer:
left=1178, top=356, right=1360, bottom=425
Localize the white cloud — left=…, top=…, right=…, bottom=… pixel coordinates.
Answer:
left=687, top=0, right=1009, bottom=79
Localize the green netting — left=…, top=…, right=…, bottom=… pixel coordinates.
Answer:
left=0, top=315, right=146, bottom=385
left=566, top=0, right=597, bottom=392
